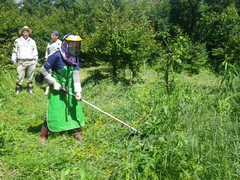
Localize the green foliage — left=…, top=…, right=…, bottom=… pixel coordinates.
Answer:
left=144, top=0, right=170, bottom=33
left=169, top=0, right=199, bottom=35
left=199, top=4, right=240, bottom=71
left=169, top=0, right=235, bottom=38
left=219, top=58, right=239, bottom=95
left=171, top=31, right=208, bottom=74
left=1, top=0, right=240, bottom=79
left=85, top=4, right=156, bottom=77
left=0, top=65, right=239, bottom=179
left=0, top=2, right=21, bottom=64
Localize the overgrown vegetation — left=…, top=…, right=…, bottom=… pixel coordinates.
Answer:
left=0, top=65, right=239, bottom=179
left=0, top=0, right=240, bottom=179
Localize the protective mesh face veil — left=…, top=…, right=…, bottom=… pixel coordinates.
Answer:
left=60, top=34, right=82, bottom=65
left=60, top=41, right=77, bottom=65
left=68, top=41, right=80, bottom=56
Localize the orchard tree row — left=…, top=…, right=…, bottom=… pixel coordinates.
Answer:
left=0, top=0, right=240, bottom=78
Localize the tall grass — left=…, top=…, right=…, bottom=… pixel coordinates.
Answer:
left=0, top=65, right=239, bottom=179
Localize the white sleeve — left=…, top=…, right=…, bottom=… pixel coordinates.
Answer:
left=73, top=70, right=82, bottom=93
left=40, top=65, right=56, bottom=84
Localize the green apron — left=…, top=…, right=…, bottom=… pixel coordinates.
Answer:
left=46, top=66, right=85, bottom=132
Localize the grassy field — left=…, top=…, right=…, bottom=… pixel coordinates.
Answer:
left=0, top=65, right=239, bottom=179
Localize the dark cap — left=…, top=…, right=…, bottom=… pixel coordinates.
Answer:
left=51, top=30, right=59, bottom=36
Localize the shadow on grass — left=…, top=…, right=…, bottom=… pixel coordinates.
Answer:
left=27, top=123, right=79, bottom=138
left=27, top=124, right=42, bottom=133
left=11, top=85, right=47, bottom=93
left=81, top=67, right=109, bottom=87
left=81, top=67, right=144, bottom=87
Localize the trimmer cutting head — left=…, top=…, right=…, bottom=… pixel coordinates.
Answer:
left=128, top=130, right=147, bottom=139
left=131, top=130, right=138, bottom=135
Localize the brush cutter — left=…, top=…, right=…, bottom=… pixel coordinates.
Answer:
left=60, top=88, right=142, bottom=135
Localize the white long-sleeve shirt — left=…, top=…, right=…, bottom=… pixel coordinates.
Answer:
left=11, top=36, right=38, bottom=63
left=45, top=39, right=62, bottom=59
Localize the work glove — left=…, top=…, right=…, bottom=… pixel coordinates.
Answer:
left=44, top=74, right=61, bottom=91
left=74, top=82, right=82, bottom=99
left=53, top=81, right=62, bottom=91
left=75, top=92, right=81, bottom=100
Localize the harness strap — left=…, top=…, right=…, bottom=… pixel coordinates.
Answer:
left=66, top=66, right=71, bottom=115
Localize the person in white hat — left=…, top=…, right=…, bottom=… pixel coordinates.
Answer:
left=43, top=30, right=62, bottom=95
left=11, top=26, right=38, bottom=95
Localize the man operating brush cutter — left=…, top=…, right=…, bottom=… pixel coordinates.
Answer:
left=38, top=33, right=85, bottom=144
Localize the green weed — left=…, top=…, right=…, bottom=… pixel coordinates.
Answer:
left=0, top=67, right=239, bottom=179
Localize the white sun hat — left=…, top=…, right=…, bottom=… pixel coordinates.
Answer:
left=19, top=26, right=32, bottom=34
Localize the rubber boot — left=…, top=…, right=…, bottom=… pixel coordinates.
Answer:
left=75, top=127, right=85, bottom=140
left=38, top=125, right=48, bottom=144
left=27, top=83, right=33, bottom=95
left=44, top=84, right=49, bottom=95
left=16, top=85, right=21, bottom=95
